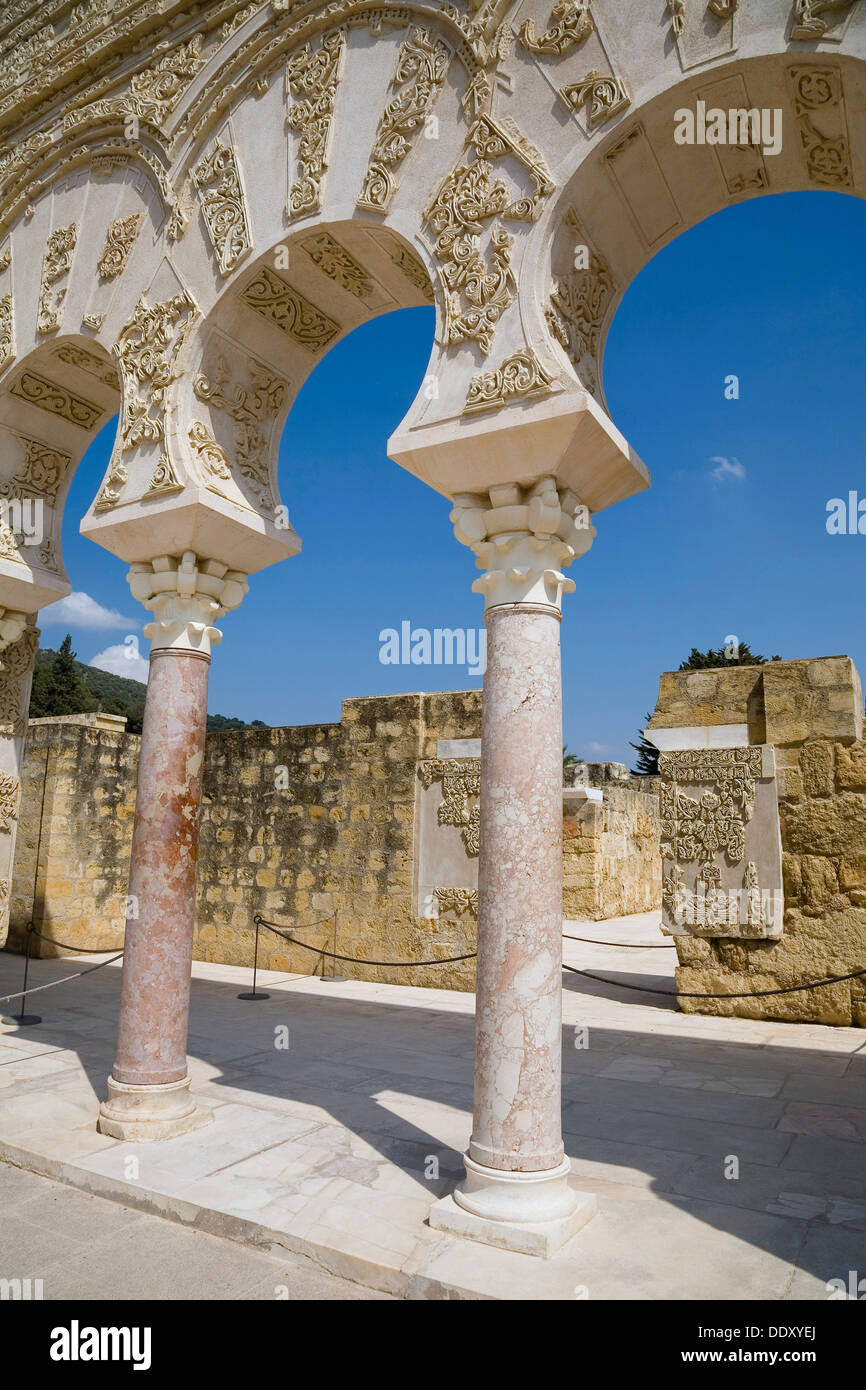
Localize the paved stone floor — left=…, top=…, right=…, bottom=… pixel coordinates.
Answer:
left=1, top=911, right=865, bottom=1299
left=0, top=1162, right=391, bottom=1299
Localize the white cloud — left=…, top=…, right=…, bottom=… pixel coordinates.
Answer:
left=584, top=740, right=615, bottom=755
left=41, top=591, right=139, bottom=632
left=709, top=455, right=746, bottom=483
left=89, top=643, right=150, bottom=684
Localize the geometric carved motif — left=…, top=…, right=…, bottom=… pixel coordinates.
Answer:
left=787, top=66, right=853, bottom=189
left=286, top=29, right=346, bottom=218
left=418, top=758, right=481, bottom=857
left=357, top=26, right=451, bottom=213
left=239, top=265, right=340, bottom=353
left=94, top=292, right=197, bottom=511
left=192, top=143, right=252, bottom=276
left=659, top=748, right=781, bottom=936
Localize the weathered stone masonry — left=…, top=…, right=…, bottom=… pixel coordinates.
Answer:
left=9, top=690, right=661, bottom=990
left=649, top=656, right=866, bottom=1028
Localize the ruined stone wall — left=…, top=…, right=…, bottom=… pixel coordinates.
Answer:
left=650, top=658, right=866, bottom=1027
left=9, top=692, right=664, bottom=987
left=563, top=778, right=661, bottom=921
left=9, top=716, right=138, bottom=956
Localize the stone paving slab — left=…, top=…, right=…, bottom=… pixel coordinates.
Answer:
left=1, top=911, right=864, bottom=1300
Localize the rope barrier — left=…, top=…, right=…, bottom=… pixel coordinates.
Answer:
left=254, top=913, right=478, bottom=968
left=563, top=962, right=866, bottom=1000
left=26, top=923, right=124, bottom=955
left=563, top=932, right=675, bottom=949
left=0, top=952, right=124, bottom=1007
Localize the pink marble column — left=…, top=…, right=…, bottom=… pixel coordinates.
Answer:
left=98, top=552, right=248, bottom=1140
left=470, top=603, right=566, bottom=1174
left=430, top=479, right=596, bottom=1255
left=98, top=649, right=212, bottom=1139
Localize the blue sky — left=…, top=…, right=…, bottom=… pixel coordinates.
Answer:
left=46, top=189, right=866, bottom=766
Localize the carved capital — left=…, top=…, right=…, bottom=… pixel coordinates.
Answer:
left=0, top=607, right=28, bottom=651
left=450, top=477, right=595, bottom=612
left=128, top=552, right=249, bottom=657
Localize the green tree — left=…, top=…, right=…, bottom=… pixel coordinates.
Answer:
left=563, top=744, right=579, bottom=768
left=30, top=635, right=96, bottom=718
left=629, top=714, right=659, bottom=777
left=678, top=639, right=779, bottom=670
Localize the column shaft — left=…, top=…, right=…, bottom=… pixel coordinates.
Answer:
left=470, top=602, right=565, bottom=1172
left=112, top=650, right=209, bottom=1085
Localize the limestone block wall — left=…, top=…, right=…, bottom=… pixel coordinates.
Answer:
left=9, top=716, right=138, bottom=955
left=9, top=693, right=664, bottom=988
left=563, top=766, right=661, bottom=920
left=650, top=658, right=866, bottom=1027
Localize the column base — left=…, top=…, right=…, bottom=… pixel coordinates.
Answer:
left=428, top=1155, right=596, bottom=1258
left=97, top=1075, right=213, bottom=1142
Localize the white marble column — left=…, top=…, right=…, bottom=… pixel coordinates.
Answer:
left=429, top=478, right=597, bottom=1257
left=98, top=553, right=247, bottom=1141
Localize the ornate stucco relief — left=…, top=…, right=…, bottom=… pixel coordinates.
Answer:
left=0, top=625, right=39, bottom=738
left=239, top=265, right=340, bottom=353
left=192, top=142, right=252, bottom=276
left=0, top=294, right=14, bottom=375
left=94, top=291, right=197, bottom=511
left=791, top=1, right=856, bottom=41
left=419, top=758, right=481, bottom=857
left=546, top=210, right=614, bottom=397
left=97, top=213, right=142, bottom=281
left=787, top=66, right=852, bottom=188
left=464, top=349, right=556, bottom=413
left=286, top=28, right=346, bottom=218
left=193, top=354, right=288, bottom=510
left=519, top=1, right=593, bottom=56
left=9, top=372, right=101, bottom=430
left=53, top=344, right=118, bottom=391
left=357, top=25, right=451, bottom=213
left=0, top=771, right=21, bottom=834
left=433, top=887, right=478, bottom=915
left=426, top=115, right=555, bottom=355
left=560, top=70, right=630, bottom=127
left=659, top=747, right=783, bottom=939
left=37, top=223, right=79, bottom=335
left=300, top=232, right=377, bottom=302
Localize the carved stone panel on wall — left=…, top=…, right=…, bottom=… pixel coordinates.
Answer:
left=659, top=747, right=784, bottom=939
left=416, top=756, right=480, bottom=919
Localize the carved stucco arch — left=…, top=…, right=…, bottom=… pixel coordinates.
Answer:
left=0, top=0, right=861, bottom=579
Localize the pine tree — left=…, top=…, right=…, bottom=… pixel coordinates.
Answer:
left=31, top=635, right=97, bottom=717
left=629, top=714, right=659, bottom=777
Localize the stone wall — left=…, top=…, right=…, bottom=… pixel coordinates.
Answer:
left=9, top=715, right=138, bottom=956
left=9, top=693, right=664, bottom=989
left=563, top=764, right=661, bottom=920
left=649, top=657, right=866, bottom=1027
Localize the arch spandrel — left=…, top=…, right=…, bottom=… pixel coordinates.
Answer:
left=0, top=0, right=862, bottom=558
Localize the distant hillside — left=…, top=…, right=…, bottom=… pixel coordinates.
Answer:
left=31, top=644, right=266, bottom=735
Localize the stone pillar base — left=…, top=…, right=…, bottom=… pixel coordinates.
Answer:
left=428, top=1155, right=596, bottom=1258
left=97, top=1075, right=213, bottom=1142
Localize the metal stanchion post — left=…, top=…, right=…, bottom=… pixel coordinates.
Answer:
left=238, top=916, right=270, bottom=1000
left=15, top=923, right=42, bottom=1026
